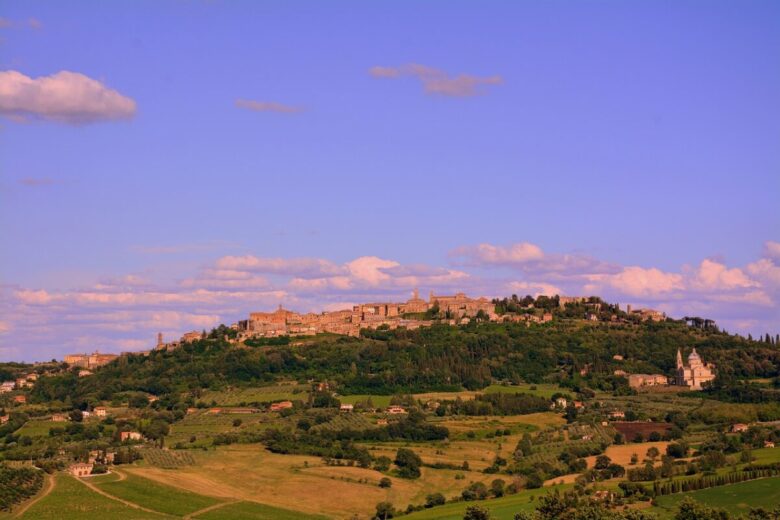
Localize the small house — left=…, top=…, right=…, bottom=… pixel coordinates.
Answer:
left=269, top=401, right=293, bottom=412
left=69, top=463, right=94, bottom=477
left=94, top=406, right=107, bottom=417
left=339, top=404, right=354, bottom=412
left=120, top=431, right=142, bottom=442
left=386, top=405, right=406, bottom=415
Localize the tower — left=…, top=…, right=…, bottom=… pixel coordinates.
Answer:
left=157, top=332, right=163, bottom=349
left=676, top=348, right=683, bottom=370
left=413, top=288, right=419, bottom=300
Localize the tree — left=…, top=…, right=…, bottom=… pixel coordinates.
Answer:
left=394, top=448, right=422, bottom=479
left=232, top=418, right=242, bottom=427
left=462, top=482, right=488, bottom=501
left=379, top=477, right=392, bottom=488
left=490, top=478, right=506, bottom=497
left=594, top=455, right=611, bottom=470
left=463, top=505, right=492, bottom=520
left=425, top=493, right=445, bottom=507
left=646, top=446, right=660, bottom=462
left=374, top=502, right=396, bottom=520
left=374, top=456, right=392, bottom=472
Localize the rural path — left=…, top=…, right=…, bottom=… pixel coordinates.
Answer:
left=183, top=499, right=240, bottom=519
left=13, top=472, right=55, bottom=518
left=76, top=474, right=174, bottom=517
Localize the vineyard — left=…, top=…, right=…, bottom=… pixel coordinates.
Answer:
left=0, top=466, right=43, bottom=511
left=143, top=448, right=196, bottom=468
left=200, top=383, right=309, bottom=406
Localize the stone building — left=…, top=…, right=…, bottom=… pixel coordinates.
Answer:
left=68, top=463, right=93, bottom=477
left=628, top=374, right=669, bottom=388
left=675, top=348, right=716, bottom=390
left=64, top=351, right=118, bottom=369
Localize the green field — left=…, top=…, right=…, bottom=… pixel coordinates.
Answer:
left=14, top=420, right=59, bottom=437
left=96, top=472, right=223, bottom=516
left=482, top=383, right=564, bottom=399
left=200, top=383, right=309, bottom=406
left=652, top=477, right=780, bottom=518
left=403, top=484, right=573, bottom=520
left=338, top=394, right=394, bottom=408
left=195, top=500, right=329, bottom=520
left=19, top=474, right=166, bottom=519
left=750, top=446, right=780, bottom=464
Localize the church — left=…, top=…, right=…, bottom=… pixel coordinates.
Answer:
left=675, top=348, right=716, bottom=390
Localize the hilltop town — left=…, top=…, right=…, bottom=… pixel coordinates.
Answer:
left=59, top=291, right=725, bottom=393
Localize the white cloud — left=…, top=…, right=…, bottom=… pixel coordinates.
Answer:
left=688, top=259, right=757, bottom=291
left=586, top=267, right=685, bottom=298
left=0, top=70, right=136, bottom=124
left=370, top=64, right=503, bottom=97
left=235, top=98, right=302, bottom=114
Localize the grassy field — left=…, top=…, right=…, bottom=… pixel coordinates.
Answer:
left=338, top=394, right=393, bottom=408
left=403, top=483, right=573, bottom=520
left=750, top=446, right=780, bottom=464
left=168, top=411, right=271, bottom=446
left=652, top=477, right=780, bottom=518
left=200, top=383, right=309, bottom=406
left=195, top=500, right=329, bottom=520
left=340, top=383, right=566, bottom=409
left=96, top=472, right=224, bottom=516
left=18, top=474, right=166, bottom=519
left=125, top=443, right=512, bottom=518
left=14, top=420, right=59, bottom=437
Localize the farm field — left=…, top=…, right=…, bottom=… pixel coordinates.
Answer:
left=652, top=477, right=780, bottom=518
left=586, top=441, right=670, bottom=468
left=342, top=383, right=567, bottom=409
left=16, top=474, right=166, bottom=519
left=199, top=383, right=309, bottom=406
left=13, top=420, right=59, bottom=437
left=167, top=411, right=271, bottom=446
left=750, top=446, right=780, bottom=464
left=124, top=444, right=503, bottom=518
left=403, top=483, right=574, bottom=520
left=195, top=500, right=328, bottom=520
left=95, top=471, right=223, bottom=516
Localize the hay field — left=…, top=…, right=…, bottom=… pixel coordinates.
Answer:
left=125, top=444, right=493, bottom=518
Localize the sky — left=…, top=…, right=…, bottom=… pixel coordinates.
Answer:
left=0, top=0, right=778, bottom=361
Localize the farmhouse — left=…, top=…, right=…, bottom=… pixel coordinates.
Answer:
left=69, top=463, right=94, bottom=477
left=94, top=406, right=107, bottom=417
left=765, top=441, right=776, bottom=448
left=0, top=381, right=14, bottom=393
left=387, top=405, right=407, bottom=414
left=270, top=401, right=293, bottom=412
left=51, top=413, right=68, bottom=422
left=730, top=423, right=749, bottom=433
left=340, top=404, right=354, bottom=412
left=120, top=431, right=142, bottom=442
left=13, top=395, right=26, bottom=404
left=628, top=374, right=668, bottom=388
left=0, top=415, right=8, bottom=424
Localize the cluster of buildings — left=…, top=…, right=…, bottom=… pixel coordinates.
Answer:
left=235, top=290, right=497, bottom=339
left=622, top=348, right=716, bottom=391
left=157, top=291, right=499, bottom=345
left=64, top=351, right=119, bottom=369
left=0, top=373, right=37, bottom=393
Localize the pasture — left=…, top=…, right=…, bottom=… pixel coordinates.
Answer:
left=200, top=383, right=309, bottom=406
left=195, top=500, right=328, bottom=520
left=13, top=420, right=59, bottom=437
left=403, top=483, right=573, bottom=520
left=96, top=471, right=223, bottom=516
left=124, top=443, right=514, bottom=518
left=652, top=477, right=780, bottom=518
left=17, top=474, right=166, bottom=519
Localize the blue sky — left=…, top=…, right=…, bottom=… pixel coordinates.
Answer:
left=1, top=1, right=778, bottom=361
